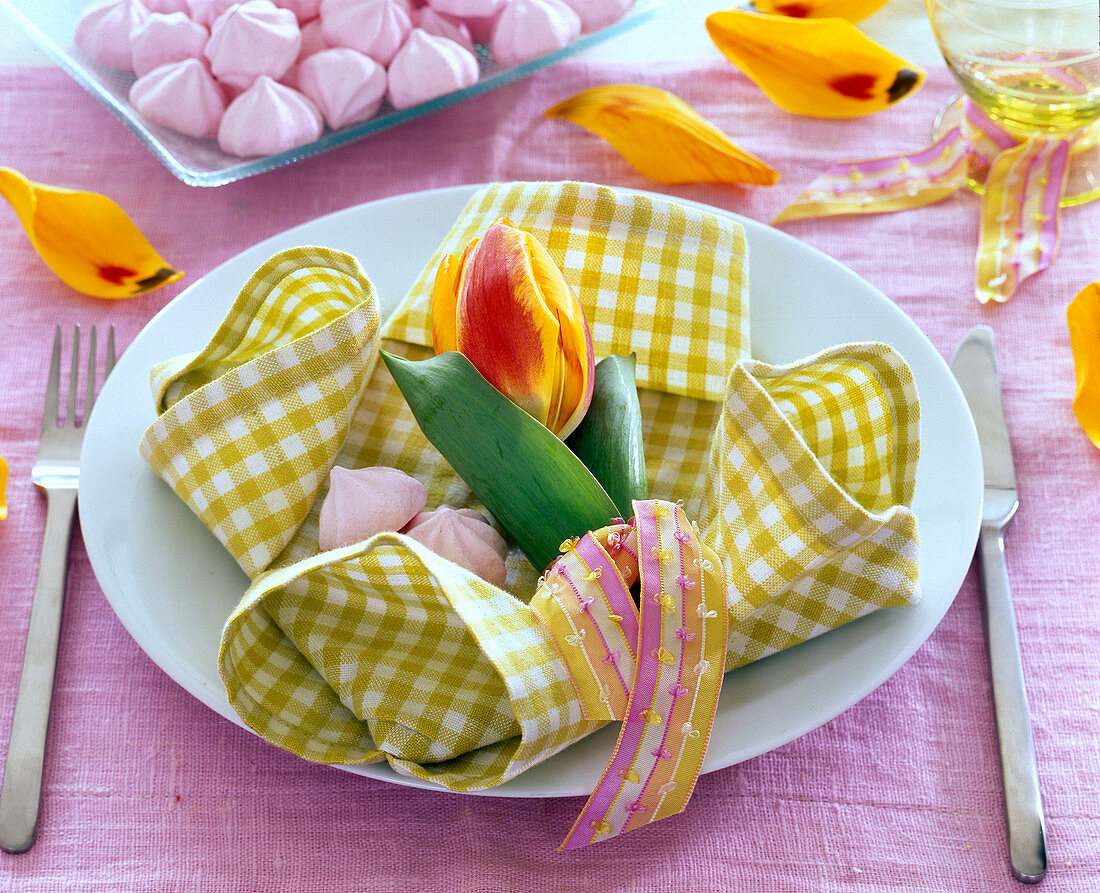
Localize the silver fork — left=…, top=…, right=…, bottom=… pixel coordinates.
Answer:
left=0, top=325, right=116, bottom=854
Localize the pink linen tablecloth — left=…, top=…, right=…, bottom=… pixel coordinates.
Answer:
left=1, top=60, right=1098, bottom=893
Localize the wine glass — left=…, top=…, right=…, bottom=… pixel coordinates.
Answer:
left=925, top=0, right=1100, bottom=205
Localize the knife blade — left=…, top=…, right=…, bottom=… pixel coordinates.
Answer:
left=951, top=326, right=1047, bottom=884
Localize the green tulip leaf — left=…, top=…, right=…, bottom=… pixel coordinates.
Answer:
left=382, top=350, right=620, bottom=573
left=566, top=353, right=648, bottom=520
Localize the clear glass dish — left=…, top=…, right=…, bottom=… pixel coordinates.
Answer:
left=1, top=0, right=683, bottom=187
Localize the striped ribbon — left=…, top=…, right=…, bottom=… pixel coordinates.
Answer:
left=774, top=98, right=1076, bottom=303
left=530, top=499, right=727, bottom=849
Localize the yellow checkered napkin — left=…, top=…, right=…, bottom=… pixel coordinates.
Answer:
left=140, top=247, right=381, bottom=578
left=386, top=180, right=748, bottom=403
left=703, top=345, right=921, bottom=672
left=139, top=181, right=920, bottom=793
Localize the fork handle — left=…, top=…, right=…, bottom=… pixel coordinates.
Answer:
left=0, top=488, right=77, bottom=854
left=978, top=524, right=1047, bottom=884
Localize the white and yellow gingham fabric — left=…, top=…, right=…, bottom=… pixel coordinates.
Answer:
left=703, top=345, right=921, bottom=671
left=139, top=181, right=921, bottom=793
left=140, top=247, right=381, bottom=579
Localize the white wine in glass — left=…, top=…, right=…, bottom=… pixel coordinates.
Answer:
left=926, top=0, right=1100, bottom=203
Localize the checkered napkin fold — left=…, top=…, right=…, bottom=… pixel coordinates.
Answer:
left=139, top=181, right=920, bottom=845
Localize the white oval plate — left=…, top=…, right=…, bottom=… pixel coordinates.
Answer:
left=80, top=185, right=982, bottom=797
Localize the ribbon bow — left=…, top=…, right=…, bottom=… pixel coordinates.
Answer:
left=775, top=98, right=1080, bottom=303
left=529, top=500, right=727, bottom=849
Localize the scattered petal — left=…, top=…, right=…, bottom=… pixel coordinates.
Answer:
left=0, top=167, right=182, bottom=299
left=706, top=10, right=924, bottom=118
left=751, top=0, right=890, bottom=22
left=546, top=84, right=779, bottom=186
left=1068, top=282, right=1100, bottom=448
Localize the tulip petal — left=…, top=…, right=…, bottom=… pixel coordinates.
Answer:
left=0, top=456, right=7, bottom=521
left=432, top=252, right=462, bottom=354
left=524, top=230, right=595, bottom=437
left=457, top=222, right=563, bottom=427
left=706, top=10, right=924, bottom=118
left=545, top=85, right=780, bottom=186
left=751, top=0, right=890, bottom=23
left=1068, top=282, right=1100, bottom=448
left=0, top=166, right=182, bottom=299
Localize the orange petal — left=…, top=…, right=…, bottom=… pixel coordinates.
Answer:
left=706, top=10, right=924, bottom=118
left=751, top=0, right=890, bottom=22
left=545, top=84, right=779, bottom=186
left=456, top=221, right=564, bottom=428
left=0, top=166, right=182, bottom=299
left=431, top=252, right=461, bottom=354
left=1068, top=282, right=1100, bottom=448
left=524, top=230, right=594, bottom=437
left=0, top=455, right=7, bottom=521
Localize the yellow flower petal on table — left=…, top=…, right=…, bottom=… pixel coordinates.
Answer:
left=706, top=10, right=924, bottom=118
left=0, top=456, right=7, bottom=520
left=751, top=0, right=890, bottom=23
left=1067, top=282, right=1100, bottom=448
left=545, top=85, right=779, bottom=186
left=0, top=167, right=182, bottom=299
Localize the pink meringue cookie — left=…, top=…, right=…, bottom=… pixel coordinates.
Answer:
left=204, top=0, right=302, bottom=90
left=184, top=0, right=238, bottom=26
left=74, top=0, right=149, bottom=71
left=217, top=75, right=323, bottom=156
left=299, top=15, right=330, bottom=54
left=429, top=0, right=507, bottom=15
left=144, top=0, right=189, bottom=12
left=412, top=6, right=474, bottom=54
left=273, top=0, right=321, bottom=19
left=319, top=0, right=411, bottom=66
left=429, top=0, right=506, bottom=42
left=130, top=12, right=209, bottom=77
left=386, top=29, right=478, bottom=110
left=403, top=506, right=508, bottom=587
left=297, top=48, right=386, bottom=129
left=559, top=0, right=633, bottom=33
left=130, top=58, right=227, bottom=138
left=280, top=17, right=330, bottom=87
left=490, top=0, right=579, bottom=67
left=317, top=466, right=428, bottom=551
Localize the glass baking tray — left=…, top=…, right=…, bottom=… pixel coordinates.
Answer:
left=1, top=0, right=684, bottom=187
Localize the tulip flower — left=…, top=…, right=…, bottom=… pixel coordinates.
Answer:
left=431, top=219, right=595, bottom=439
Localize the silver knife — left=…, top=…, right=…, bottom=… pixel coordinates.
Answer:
left=951, top=326, right=1047, bottom=884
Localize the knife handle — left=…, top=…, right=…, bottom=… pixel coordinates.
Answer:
left=978, top=525, right=1047, bottom=884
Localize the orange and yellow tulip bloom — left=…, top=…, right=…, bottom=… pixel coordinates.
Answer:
left=432, top=219, right=595, bottom=439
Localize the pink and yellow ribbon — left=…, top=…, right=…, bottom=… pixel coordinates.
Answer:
left=774, top=98, right=1076, bottom=303
left=530, top=499, right=727, bottom=849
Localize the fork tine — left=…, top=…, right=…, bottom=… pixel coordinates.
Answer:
left=105, top=325, right=116, bottom=376
left=83, top=326, right=98, bottom=424
left=40, top=326, right=61, bottom=436
left=65, top=325, right=80, bottom=427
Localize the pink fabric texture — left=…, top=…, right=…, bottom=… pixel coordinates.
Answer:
left=1, top=62, right=1099, bottom=891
